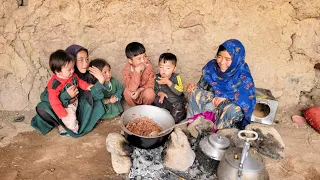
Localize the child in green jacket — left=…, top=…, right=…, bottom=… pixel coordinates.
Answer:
left=89, top=58, right=124, bottom=119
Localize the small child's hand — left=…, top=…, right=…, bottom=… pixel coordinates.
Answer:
left=66, top=85, right=79, bottom=98
left=134, top=63, right=147, bottom=74
left=156, top=77, right=171, bottom=86
left=109, top=96, right=118, bottom=104
left=87, top=84, right=94, bottom=91
left=131, top=91, right=140, bottom=100
left=104, top=98, right=110, bottom=104
left=158, top=92, right=168, bottom=104
left=187, top=83, right=197, bottom=93
left=89, top=66, right=105, bottom=84
left=212, top=97, right=227, bottom=107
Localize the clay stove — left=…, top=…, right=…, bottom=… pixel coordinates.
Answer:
left=251, top=88, right=279, bottom=125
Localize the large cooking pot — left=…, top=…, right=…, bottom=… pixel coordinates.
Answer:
left=120, top=105, right=175, bottom=149
left=217, top=130, right=269, bottom=180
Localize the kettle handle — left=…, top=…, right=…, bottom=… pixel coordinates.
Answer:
left=237, top=130, right=258, bottom=179
left=238, top=130, right=258, bottom=141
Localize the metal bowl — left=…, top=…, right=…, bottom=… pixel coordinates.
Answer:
left=120, top=105, right=175, bottom=149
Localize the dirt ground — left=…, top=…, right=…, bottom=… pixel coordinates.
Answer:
left=0, top=110, right=320, bottom=180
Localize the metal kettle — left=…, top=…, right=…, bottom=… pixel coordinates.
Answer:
left=199, top=133, right=230, bottom=161
left=217, top=130, right=269, bottom=180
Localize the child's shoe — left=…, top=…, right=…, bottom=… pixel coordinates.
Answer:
left=58, top=130, right=70, bottom=137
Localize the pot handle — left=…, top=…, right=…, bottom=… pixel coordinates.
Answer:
left=237, top=130, right=258, bottom=141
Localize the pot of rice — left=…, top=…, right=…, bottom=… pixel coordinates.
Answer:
left=120, top=105, right=175, bottom=149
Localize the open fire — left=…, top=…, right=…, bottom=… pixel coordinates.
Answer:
left=128, top=133, right=217, bottom=180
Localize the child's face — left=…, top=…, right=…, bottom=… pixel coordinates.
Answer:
left=56, top=61, right=75, bottom=79
left=159, top=59, right=176, bottom=78
left=216, top=50, right=232, bottom=72
left=102, top=65, right=112, bottom=82
left=129, top=53, right=147, bottom=67
left=76, top=50, right=89, bottom=73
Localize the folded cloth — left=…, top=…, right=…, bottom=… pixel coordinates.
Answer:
left=189, top=111, right=215, bottom=121
left=304, top=106, right=320, bottom=133
left=188, top=111, right=217, bottom=137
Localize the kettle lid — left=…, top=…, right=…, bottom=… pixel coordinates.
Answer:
left=225, top=147, right=265, bottom=172
left=208, top=133, right=230, bottom=149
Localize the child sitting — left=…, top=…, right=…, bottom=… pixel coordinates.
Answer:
left=47, top=50, right=97, bottom=134
left=154, top=53, right=187, bottom=123
left=88, top=58, right=124, bottom=119
left=122, top=42, right=155, bottom=106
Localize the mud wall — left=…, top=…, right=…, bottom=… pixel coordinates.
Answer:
left=0, top=0, right=319, bottom=117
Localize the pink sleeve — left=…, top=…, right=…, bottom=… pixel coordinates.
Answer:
left=74, top=74, right=91, bottom=90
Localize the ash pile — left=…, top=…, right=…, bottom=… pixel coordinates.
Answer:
left=128, top=131, right=217, bottom=180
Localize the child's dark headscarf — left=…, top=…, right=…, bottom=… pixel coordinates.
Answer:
left=65, top=44, right=89, bottom=82
left=202, top=39, right=256, bottom=128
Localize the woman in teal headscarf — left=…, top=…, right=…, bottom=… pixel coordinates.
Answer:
left=187, top=39, right=256, bottom=129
